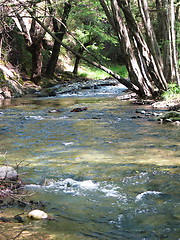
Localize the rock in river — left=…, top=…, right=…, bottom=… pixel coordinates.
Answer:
left=70, top=107, right=87, bottom=112
left=0, top=166, right=18, bottom=180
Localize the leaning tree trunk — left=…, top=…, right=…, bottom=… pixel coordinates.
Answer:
left=45, top=1, right=71, bottom=77
left=111, top=0, right=158, bottom=98
left=100, top=0, right=154, bottom=97
left=100, top=0, right=169, bottom=98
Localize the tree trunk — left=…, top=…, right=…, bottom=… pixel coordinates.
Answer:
left=73, top=48, right=84, bottom=75
left=137, top=0, right=167, bottom=89
left=13, top=7, right=49, bottom=85
left=29, top=38, right=43, bottom=84
left=73, top=39, right=95, bottom=75
left=113, top=0, right=158, bottom=97
left=99, top=0, right=170, bottom=98
left=45, top=1, right=71, bottom=77
left=0, top=32, right=2, bottom=58
left=155, top=0, right=179, bottom=85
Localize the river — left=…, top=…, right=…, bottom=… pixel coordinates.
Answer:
left=0, top=84, right=179, bottom=239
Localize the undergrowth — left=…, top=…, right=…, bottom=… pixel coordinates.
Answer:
left=78, top=64, right=128, bottom=80
left=162, top=83, right=180, bottom=100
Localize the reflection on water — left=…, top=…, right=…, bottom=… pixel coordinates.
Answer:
left=0, top=90, right=180, bottom=239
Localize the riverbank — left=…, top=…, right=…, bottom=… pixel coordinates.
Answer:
left=0, top=84, right=179, bottom=239
left=1, top=71, right=179, bottom=124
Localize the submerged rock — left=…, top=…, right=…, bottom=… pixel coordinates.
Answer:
left=0, top=166, right=18, bottom=180
left=156, top=111, right=180, bottom=123
left=48, top=109, right=61, bottom=113
left=28, top=209, right=48, bottom=220
left=70, top=107, right=87, bottom=112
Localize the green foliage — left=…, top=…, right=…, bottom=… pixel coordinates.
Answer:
left=6, top=30, right=32, bottom=76
left=162, top=83, right=180, bottom=100
left=79, top=64, right=128, bottom=79
left=68, top=0, right=117, bottom=60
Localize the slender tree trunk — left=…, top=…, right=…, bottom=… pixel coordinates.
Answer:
left=137, top=0, right=167, bottom=89
left=73, top=40, right=94, bottom=75
left=73, top=48, right=84, bottom=75
left=29, top=37, right=43, bottom=84
left=0, top=32, right=2, bottom=59
left=45, top=1, right=71, bottom=77
left=156, top=0, right=179, bottom=85
left=168, top=0, right=179, bottom=85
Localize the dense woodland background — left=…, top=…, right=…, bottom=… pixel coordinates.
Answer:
left=0, top=0, right=179, bottom=99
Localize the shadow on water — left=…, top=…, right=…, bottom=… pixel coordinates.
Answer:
left=0, top=88, right=180, bottom=239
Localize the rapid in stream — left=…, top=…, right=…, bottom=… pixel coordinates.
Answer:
left=0, top=84, right=180, bottom=239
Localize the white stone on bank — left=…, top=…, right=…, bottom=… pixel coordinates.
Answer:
left=28, top=209, right=48, bottom=219
left=0, top=166, right=18, bottom=180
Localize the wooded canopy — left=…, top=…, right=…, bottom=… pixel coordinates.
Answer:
left=0, top=0, right=179, bottom=98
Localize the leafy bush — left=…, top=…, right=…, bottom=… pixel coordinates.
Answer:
left=162, top=83, right=180, bottom=100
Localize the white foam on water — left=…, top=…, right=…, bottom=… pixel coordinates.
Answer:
left=25, top=184, right=42, bottom=189
left=79, top=180, right=99, bottom=190
left=135, top=191, right=162, bottom=202
left=25, top=178, right=127, bottom=202
left=24, top=115, right=44, bottom=120
left=43, top=178, right=100, bottom=196
left=62, top=142, right=74, bottom=146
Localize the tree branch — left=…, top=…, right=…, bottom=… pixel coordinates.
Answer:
left=26, top=9, right=138, bottom=92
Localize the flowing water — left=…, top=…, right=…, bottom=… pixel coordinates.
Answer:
left=0, top=84, right=180, bottom=239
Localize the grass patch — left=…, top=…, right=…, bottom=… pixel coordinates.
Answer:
left=78, top=64, right=128, bottom=79
left=162, top=83, right=180, bottom=100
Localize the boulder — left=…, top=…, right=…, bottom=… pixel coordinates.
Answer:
left=28, top=209, right=48, bottom=220
left=0, top=166, right=18, bottom=180
left=0, top=64, right=24, bottom=98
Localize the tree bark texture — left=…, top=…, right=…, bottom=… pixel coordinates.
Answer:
left=156, top=0, right=179, bottom=85
left=29, top=37, right=43, bottom=84
left=45, top=1, right=71, bottom=77
left=0, top=32, right=2, bottom=58
left=112, top=0, right=159, bottom=97
left=100, top=0, right=177, bottom=97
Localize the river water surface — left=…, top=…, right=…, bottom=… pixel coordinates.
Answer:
left=0, top=85, right=179, bottom=239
